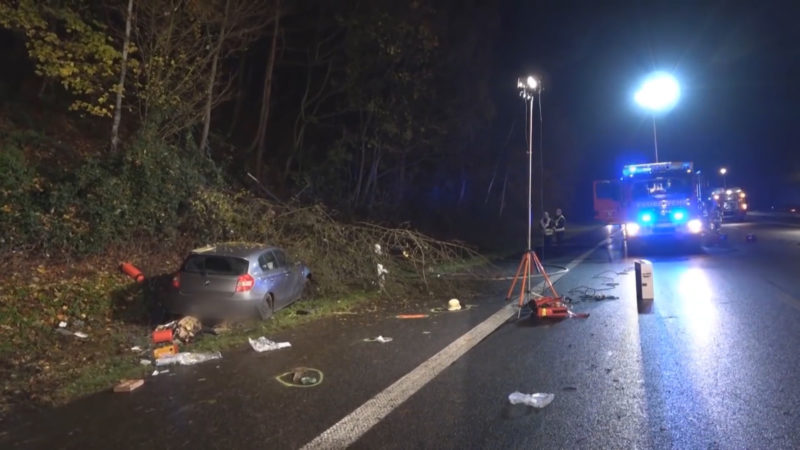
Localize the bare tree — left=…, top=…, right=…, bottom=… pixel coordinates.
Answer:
left=110, top=0, right=134, bottom=153
left=199, top=0, right=272, bottom=153
left=251, top=0, right=281, bottom=180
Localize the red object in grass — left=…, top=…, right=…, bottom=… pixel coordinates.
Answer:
left=152, top=329, right=173, bottom=344
left=120, top=262, right=145, bottom=283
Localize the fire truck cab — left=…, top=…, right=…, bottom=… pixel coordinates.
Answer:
left=593, top=162, right=716, bottom=247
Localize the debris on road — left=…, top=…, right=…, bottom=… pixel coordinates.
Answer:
left=508, top=391, right=555, bottom=408
left=276, top=367, right=324, bottom=388
left=175, top=316, right=202, bottom=343
left=155, top=351, right=222, bottom=367
left=113, top=379, right=144, bottom=393
left=153, top=344, right=179, bottom=360
left=430, top=303, right=477, bottom=313
left=447, top=298, right=462, bottom=311
left=152, top=328, right=173, bottom=344
left=248, top=337, right=291, bottom=352
left=396, top=314, right=428, bottom=319
left=363, top=335, right=393, bottom=343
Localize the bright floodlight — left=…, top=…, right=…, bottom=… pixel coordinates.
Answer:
left=719, top=167, right=727, bottom=175
left=634, top=72, right=680, bottom=112
left=526, top=76, right=538, bottom=90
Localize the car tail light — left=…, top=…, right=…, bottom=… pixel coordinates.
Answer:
left=235, top=273, right=255, bottom=292
left=172, top=273, right=180, bottom=289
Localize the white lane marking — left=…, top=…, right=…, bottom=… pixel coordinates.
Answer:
left=302, top=244, right=603, bottom=449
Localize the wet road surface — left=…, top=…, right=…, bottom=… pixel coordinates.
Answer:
left=3, top=219, right=800, bottom=448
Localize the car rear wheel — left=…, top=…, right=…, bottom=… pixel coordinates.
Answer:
left=257, top=293, right=275, bottom=320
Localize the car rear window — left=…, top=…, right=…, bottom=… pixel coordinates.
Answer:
left=182, top=255, right=249, bottom=275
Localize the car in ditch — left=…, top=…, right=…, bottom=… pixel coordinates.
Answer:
left=166, top=243, right=312, bottom=320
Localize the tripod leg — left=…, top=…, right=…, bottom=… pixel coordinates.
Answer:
left=505, top=253, right=526, bottom=300
left=532, top=251, right=559, bottom=298
left=518, top=252, right=531, bottom=308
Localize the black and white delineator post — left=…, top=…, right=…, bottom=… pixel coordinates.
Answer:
left=634, top=259, right=654, bottom=302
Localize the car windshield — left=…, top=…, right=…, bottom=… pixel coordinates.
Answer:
left=182, top=255, right=249, bottom=275
left=632, top=176, right=693, bottom=200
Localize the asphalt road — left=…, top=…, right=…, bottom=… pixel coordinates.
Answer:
left=3, top=219, right=800, bottom=449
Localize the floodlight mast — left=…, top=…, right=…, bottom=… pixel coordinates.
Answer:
left=634, top=72, right=680, bottom=163
left=518, top=76, right=539, bottom=251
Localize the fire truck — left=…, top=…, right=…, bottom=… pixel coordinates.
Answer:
left=710, top=187, right=747, bottom=221
left=593, top=162, right=717, bottom=248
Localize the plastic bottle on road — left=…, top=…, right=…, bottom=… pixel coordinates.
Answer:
left=508, top=391, right=555, bottom=408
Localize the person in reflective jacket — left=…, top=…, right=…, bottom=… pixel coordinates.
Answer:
left=540, top=211, right=554, bottom=247
left=554, top=208, right=566, bottom=246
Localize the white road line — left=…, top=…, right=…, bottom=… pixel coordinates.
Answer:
left=302, top=243, right=603, bottom=450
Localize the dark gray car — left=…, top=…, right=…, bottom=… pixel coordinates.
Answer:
left=166, top=243, right=312, bottom=319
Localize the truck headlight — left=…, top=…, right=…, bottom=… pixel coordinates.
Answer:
left=687, top=219, right=703, bottom=234
left=625, top=222, right=640, bottom=236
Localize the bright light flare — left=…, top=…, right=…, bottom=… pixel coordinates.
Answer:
left=634, top=72, right=680, bottom=112
left=625, top=222, right=640, bottom=236
left=517, top=75, right=539, bottom=91
left=719, top=167, right=727, bottom=175
left=687, top=219, right=703, bottom=234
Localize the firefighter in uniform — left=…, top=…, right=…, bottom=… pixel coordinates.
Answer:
left=540, top=211, right=554, bottom=247
left=553, top=208, right=566, bottom=246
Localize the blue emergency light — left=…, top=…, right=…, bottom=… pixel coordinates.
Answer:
left=623, top=161, right=694, bottom=177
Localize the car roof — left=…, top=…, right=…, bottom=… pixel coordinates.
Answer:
left=189, top=243, right=281, bottom=260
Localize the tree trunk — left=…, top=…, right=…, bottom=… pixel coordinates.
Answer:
left=457, top=168, right=467, bottom=206
left=499, top=170, right=508, bottom=216
left=226, top=55, right=248, bottom=137
left=252, top=0, right=281, bottom=180
left=110, top=0, right=134, bottom=153
left=485, top=164, right=497, bottom=204
left=199, top=0, right=230, bottom=154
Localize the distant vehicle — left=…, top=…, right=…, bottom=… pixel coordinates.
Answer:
left=711, top=187, right=747, bottom=221
left=593, top=161, right=715, bottom=250
left=167, top=243, right=312, bottom=320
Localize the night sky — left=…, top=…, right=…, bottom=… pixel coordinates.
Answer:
left=496, top=0, right=800, bottom=210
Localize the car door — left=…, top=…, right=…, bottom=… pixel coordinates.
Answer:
left=257, top=250, right=291, bottom=307
left=271, top=249, right=298, bottom=306
left=277, top=249, right=303, bottom=300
